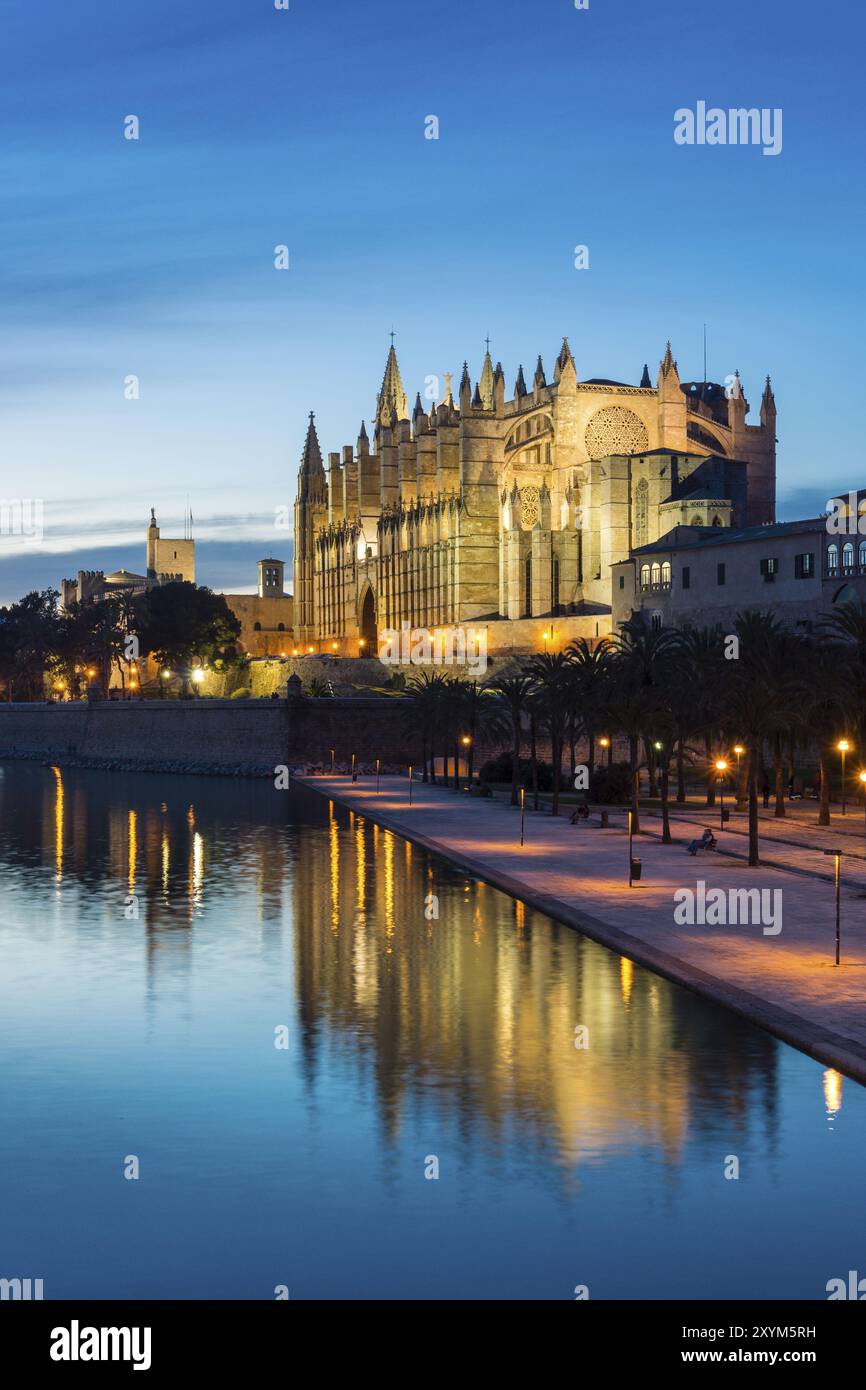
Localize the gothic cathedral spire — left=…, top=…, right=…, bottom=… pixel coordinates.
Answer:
left=376, top=343, right=408, bottom=428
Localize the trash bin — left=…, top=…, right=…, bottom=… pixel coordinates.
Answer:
left=600, top=809, right=610, bottom=828
left=721, top=808, right=730, bottom=823
left=630, top=857, right=642, bottom=881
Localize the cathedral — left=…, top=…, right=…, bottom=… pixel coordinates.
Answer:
left=293, top=338, right=777, bottom=656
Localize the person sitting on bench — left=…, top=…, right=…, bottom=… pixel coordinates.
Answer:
left=687, top=827, right=717, bottom=856
left=570, top=803, right=590, bottom=824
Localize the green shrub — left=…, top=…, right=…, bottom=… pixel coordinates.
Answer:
left=479, top=751, right=553, bottom=791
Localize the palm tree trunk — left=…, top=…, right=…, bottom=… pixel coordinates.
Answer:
left=629, top=733, right=640, bottom=834
left=551, top=733, right=561, bottom=817
left=773, top=732, right=785, bottom=818
left=748, top=745, right=760, bottom=866
left=661, top=763, right=672, bottom=843
left=705, top=734, right=716, bottom=805
left=587, top=731, right=596, bottom=778
left=530, top=713, right=539, bottom=811
left=818, top=748, right=830, bottom=826
left=676, top=738, right=686, bottom=802
left=511, top=722, right=520, bottom=806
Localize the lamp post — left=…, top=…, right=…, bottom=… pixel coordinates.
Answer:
left=837, top=739, right=851, bottom=815
left=824, top=849, right=842, bottom=965
left=376, top=757, right=380, bottom=793
left=461, top=734, right=471, bottom=788
left=733, top=744, right=744, bottom=772
left=715, top=758, right=729, bottom=831
left=351, top=753, right=356, bottom=782
left=330, top=748, right=335, bottom=773
left=859, top=770, right=866, bottom=855
left=599, top=736, right=611, bottom=768
left=520, top=787, right=526, bottom=846
left=628, top=808, right=640, bottom=886
left=408, top=764, right=413, bottom=805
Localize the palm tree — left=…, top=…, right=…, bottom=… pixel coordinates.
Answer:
left=718, top=612, right=794, bottom=864
left=488, top=671, right=534, bottom=804
left=566, top=637, right=614, bottom=777
left=610, top=622, right=682, bottom=833
left=526, top=651, right=572, bottom=816
left=678, top=625, right=728, bottom=806
left=404, top=672, right=447, bottom=783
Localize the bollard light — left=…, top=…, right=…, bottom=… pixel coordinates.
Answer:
left=520, top=787, right=526, bottom=846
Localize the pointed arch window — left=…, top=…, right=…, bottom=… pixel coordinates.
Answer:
left=635, top=479, right=649, bottom=548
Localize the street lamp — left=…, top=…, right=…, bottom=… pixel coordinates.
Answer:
left=823, top=848, right=843, bottom=966
left=733, top=744, right=744, bottom=771
left=376, top=757, right=381, bottom=793
left=837, top=739, right=851, bottom=815
left=542, top=630, right=550, bottom=653
left=859, top=770, right=866, bottom=854
left=461, top=734, right=471, bottom=787
left=715, top=758, right=729, bottom=831
left=520, top=787, right=526, bottom=846
left=408, top=764, right=413, bottom=805
left=599, top=736, right=611, bottom=768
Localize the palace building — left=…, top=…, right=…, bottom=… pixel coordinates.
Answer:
left=292, top=338, right=777, bottom=655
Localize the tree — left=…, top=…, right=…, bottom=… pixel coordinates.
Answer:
left=610, top=622, right=682, bottom=833
left=488, top=671, right=535, bottom=805
left=0, top=589, right=60, bottom=700
left=133, top=582, right=241, bottom=694
left=526, top=652, right=572, bottom=816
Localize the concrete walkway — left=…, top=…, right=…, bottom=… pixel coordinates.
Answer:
left=298, top=774, right=866, bottom=1084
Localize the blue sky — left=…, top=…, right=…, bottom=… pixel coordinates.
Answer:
left=0, top=0, right=863, bottom=603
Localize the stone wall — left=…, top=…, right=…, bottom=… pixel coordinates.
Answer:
left=0, top=697, right=423, bottom=775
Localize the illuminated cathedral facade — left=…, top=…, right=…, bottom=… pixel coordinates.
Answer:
left=293, top=338, right=777, bottom=653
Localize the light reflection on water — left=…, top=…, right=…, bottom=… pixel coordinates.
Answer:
left=0, top=761, right=862, bottom=1300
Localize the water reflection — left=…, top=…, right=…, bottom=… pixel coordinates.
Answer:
left=1, top=761, right=786, bottom=1167
left=0, top=760, right=860, bottom=1298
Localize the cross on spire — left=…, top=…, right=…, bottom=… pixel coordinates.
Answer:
left=484, top=335, right=491, bottom=353
left=389, top=327, right=396, bottom=346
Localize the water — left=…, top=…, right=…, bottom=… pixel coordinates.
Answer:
left=0, top=760, right=861, bottom=1300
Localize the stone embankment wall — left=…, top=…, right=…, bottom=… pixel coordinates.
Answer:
left=0, top=697, right=422, bottom=776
